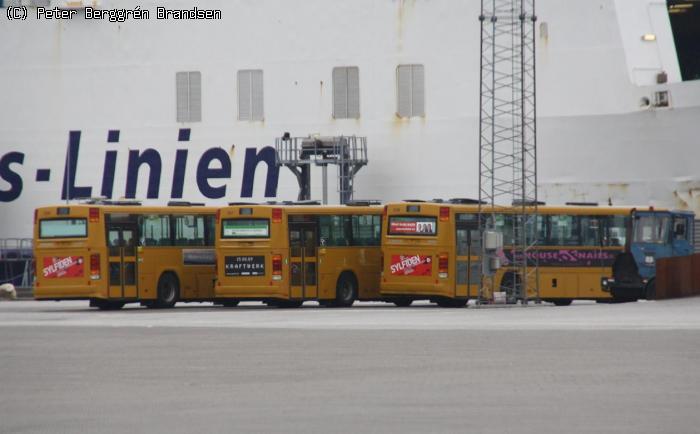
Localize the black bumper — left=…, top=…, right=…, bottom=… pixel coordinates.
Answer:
left=609, top=283, right=644, bottom=300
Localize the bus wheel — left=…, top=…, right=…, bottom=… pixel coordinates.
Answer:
left=645, top=279, right=656, bottom=300
left=436, top=298, right=468, bottom=308
left=333, top=273, right=357, bottom=307
left=552, top=299, right=573, bottom=306
left=393, top=298, right=413, bottom=307
left=91, top=299, right=125, bottom=311
left=155, top=273, right=179, bottom=309
left=221, top=300, right=240, bottom=308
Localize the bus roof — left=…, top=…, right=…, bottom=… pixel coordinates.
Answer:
left=221, top=204, right=383, bottom=215
left=384, top=201, right=668, bottom=216
left=36, top=204, right=218, bottom=215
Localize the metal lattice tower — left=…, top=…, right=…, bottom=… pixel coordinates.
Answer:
left=477, top=0, right=539, bottom=304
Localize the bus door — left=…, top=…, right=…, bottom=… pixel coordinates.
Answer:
left=456, top=214, right=481, bottom=298
left=289, top=217, right=318, bottom=299
left=107, top=216, right=138, bottom=299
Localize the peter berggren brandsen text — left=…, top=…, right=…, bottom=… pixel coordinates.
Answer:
left=35, top=7, right=222, bottom=22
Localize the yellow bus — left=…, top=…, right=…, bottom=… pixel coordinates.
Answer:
left=34, top=201, right=217, bottom=310
left=380, top=200, right=633, bottom=306
left=215, top=202, right=389, bottom=307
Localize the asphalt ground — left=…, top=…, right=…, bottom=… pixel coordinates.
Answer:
left=1, top=299, right=699, bottom=434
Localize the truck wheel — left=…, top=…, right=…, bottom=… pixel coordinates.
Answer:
left=645, top=279, right=656, bottom=300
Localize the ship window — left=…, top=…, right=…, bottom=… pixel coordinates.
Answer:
left=668, top=0, right=700, bottom=81
left=176, top=71, right=202, bottom=123
left=653, top=91, right=669, bottom=107
left=397, top=65, right=425, bottom=118
left=332, top=66, right=360, bottom=119
left=238, top=69, right=264, bottom=121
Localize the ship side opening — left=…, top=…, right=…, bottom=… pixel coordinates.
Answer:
left=668, top=0, right=700, bottom=81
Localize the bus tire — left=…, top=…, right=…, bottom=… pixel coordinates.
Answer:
left=92, top=299, right=125, bottom=311
left=154, top=273, right=179, bottom=309
left=333, top=273, right=357, bottom=307
left=436, top=298, right=468, bottom=308
left=221, top=300, right=240, bottom=307
left=392, top=298, right=413, bottom=307
left=552, top=299, right=573, bottom=306
left=645, top=279, right=656, bottom=300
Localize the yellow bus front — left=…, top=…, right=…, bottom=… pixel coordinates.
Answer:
left=34, top=206, right=108, bottom=300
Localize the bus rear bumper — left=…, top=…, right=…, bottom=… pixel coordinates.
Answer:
left=380, top=282, right=451, bottom=298
left=215, top=285, right=286, bottom=300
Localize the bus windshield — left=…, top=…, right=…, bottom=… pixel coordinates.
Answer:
left=39, top=219, right=88, bottom=239
left=221, top=219, right=270, bottom=238
left=633, top=214, right=670, bottom=244
left=388, top=216, right=437, bottom=236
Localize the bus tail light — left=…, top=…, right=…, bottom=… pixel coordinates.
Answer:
left=440, top=207, right=449, bottom=222
left=90, top=254, right=101, bottom=280
left=216, top=209, right=221, bottom=224
left=34, top=209, right=38, bottom=225
left=89, top=207, right=99, bottom=223
left=272, top=208, right=282, bottom=224
left=383, top=205, right=388, bottom=217
left=438, top=253, right=448, bottom=278
left=272, top=254, right=282, bottom=281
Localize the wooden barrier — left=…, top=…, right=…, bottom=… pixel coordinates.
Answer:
left=655, top=253, right=700, bottom=299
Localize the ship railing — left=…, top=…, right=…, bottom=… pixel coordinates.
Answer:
left=0, top=238, right=34, bottom=288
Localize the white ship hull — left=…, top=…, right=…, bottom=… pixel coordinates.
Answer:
left=1, top=0, right=699, bottom=238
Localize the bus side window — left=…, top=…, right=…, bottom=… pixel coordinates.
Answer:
left=174, top=215, right=205, bottom=246
left=142, top=215, right=171, bottom=246
left=319, top=215, right=351, bottom=246
left=549, top=215, right=579, bottom=246
left=579, top=216, right=601, bottom=246
left=494, top=214, right=514, bottom=245
left=605, top=215, right=627, bottom=247
left=351, top=215, right=380, bottom=246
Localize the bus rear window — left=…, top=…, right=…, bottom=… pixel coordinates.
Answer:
left=388, top=216, right=437, bottom=236
left=222, top=219, right=270, bottom=238
left=39, top=219, right=88, bottom=239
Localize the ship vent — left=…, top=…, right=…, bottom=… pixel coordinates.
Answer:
left=656, top=71, right=668, bottom=84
